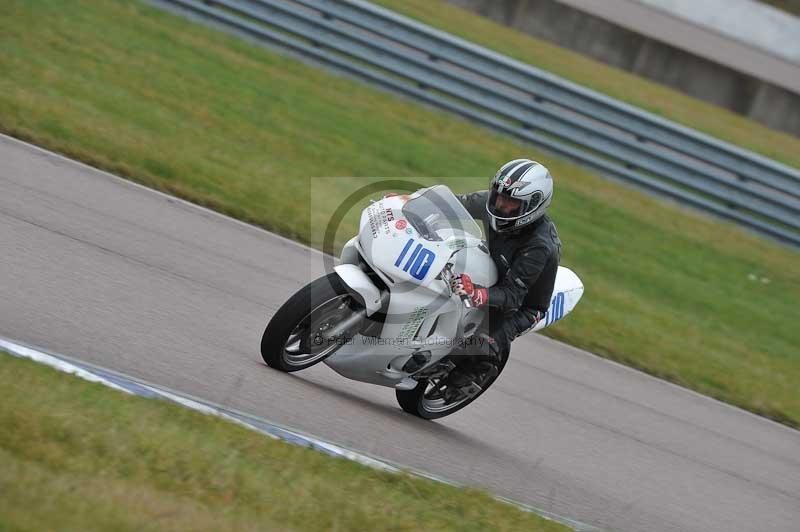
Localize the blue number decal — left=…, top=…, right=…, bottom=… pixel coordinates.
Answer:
left=394, top=239, right=414, bottom=267
left=395, top=239, right=437, bottom=280
left=403, top=243, right=423, bottom=273
left=545, top=292, right=565, bottom=326
left=409, top=248, right=436, bottom=280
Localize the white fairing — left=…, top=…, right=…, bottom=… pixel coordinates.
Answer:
left=327, top=185, right=582, bottom=388
left=356, top=190, right=481, bottom=287
left=449, top=243, right=497, bottom=287
left=333, top=263, right=383, bottom=316
left=531, top=266, right=584, bottom=332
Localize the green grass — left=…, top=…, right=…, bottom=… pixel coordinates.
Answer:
left=759, top=0, right=800, bottom=16
left=0, top=354, right=568, bottom=531
left=0, top=0, right=798, bottom=427
left=371, top=0, right=800, bottom=168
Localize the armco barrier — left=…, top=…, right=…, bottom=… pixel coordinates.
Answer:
left=151, top=0, right=800, bottom=247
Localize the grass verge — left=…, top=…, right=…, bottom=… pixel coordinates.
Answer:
left=371, top=0, right=800, bottom=168
left=759, top=0, right=800, bottom=17
left=0, top=353, right=568, bottom=531
left=1, top=0, right=798, bottom=427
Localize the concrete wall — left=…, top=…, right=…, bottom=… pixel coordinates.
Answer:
left=445, top=0, right=800, bottom=136
left=634, top=0, right=800, bottom=63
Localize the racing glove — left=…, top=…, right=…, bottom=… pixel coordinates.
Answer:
left=451, top=273, right=487, bottom=307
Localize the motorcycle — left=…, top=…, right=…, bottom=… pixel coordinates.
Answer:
left=261, top=185, right=583, bottom=419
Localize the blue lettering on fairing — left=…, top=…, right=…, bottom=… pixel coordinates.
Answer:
left=545, top=292, right=565, bottom=326
left=395, top=238, right=437, bottom=280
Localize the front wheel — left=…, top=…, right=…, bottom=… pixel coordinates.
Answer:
left=261, top=273, right=363, bottom=372
left=396, top=355, right=506, bottom=419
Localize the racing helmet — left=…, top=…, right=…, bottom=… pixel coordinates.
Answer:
left=486, top=159, right=553, bottom=232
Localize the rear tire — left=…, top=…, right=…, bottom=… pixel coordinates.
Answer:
left=396, top=354, right=507, bottom=419
left=261, top=273, right=361, bottom=372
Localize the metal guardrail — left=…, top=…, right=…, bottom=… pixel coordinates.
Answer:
left=151, top=0, right=800, bottom=247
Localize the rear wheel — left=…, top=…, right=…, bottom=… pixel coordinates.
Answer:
left=261, top=273, right=363, bottom=372
left=396, top=355, right=506, bottom=419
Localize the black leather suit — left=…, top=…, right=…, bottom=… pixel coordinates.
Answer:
left=458, top=190, right=561, bottom=356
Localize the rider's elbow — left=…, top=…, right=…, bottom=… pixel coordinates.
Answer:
left=490, top=288, right=524, bottom=314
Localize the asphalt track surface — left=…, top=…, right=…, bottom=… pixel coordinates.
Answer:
left=1, top=134, right=798, bottom=532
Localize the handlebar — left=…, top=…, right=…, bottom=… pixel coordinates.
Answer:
left=442, top=264, right=472, bottom=308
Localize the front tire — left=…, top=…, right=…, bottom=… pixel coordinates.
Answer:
left=261, top=273, right=362, bottom=372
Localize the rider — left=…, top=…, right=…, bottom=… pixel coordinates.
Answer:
left=452, top=158, right=562, bottom=363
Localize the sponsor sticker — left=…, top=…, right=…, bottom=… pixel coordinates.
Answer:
left=397, top=306, right=428, bottom=340
left=446, top=238, right=467, bottom=250
left=515, top=212, right=535, bottom=226
left=366, top=201, right=393, bottom=238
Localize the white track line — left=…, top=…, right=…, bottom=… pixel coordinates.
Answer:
left=0, top=334, right=599, bottom=531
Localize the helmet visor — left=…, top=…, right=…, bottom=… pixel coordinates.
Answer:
left=487, top=188, right=527, bottom=219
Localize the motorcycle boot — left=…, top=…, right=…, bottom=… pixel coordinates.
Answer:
left=446, top=332, right=503, bottom=391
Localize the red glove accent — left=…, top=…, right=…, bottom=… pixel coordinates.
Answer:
left=472, top=285, right=488, bottom=306
left=451, top=273, right=488, bottom=307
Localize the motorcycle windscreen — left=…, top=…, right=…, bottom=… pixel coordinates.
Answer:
left=401, top=185, right=482, bottom=241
